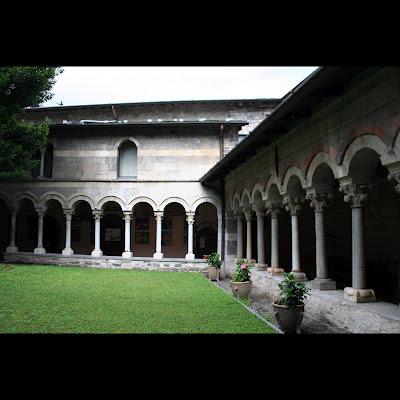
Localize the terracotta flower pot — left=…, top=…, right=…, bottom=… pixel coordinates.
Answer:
left=272, top=302, right=304, bottom=334
left=207, top=266, right=220, bottom=281
left=230, top=280, right=252, bottom=299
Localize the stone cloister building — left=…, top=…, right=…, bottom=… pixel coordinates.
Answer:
left=0, top=99, right=279, bottom=270
left=1, top=67, right=400, bottom=332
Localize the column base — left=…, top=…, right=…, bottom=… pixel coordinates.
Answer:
left=311, top=278, right=336, bottom=290
left=267, top=267, right=284, bottom=275
left=256, top=263, right=268, bottom=271
left=34, top=247, right=46, bottom=254
left=62, top=248, right=74, bottom=256
left=153, top=252, right=164, bottom=259
left=91, top=249, right=103, bottom=257
left=292, top=271, right=308, bottom=282
left=6, top=245, right=18, bottom=253
left=185, top=253, right=195, bottom=260
left=122, top=251, right=133, bottom=259
left=344, top=287, right=376, bottom=303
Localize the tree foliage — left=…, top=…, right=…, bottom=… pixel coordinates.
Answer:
left=0, top=67, right=62, bottom=179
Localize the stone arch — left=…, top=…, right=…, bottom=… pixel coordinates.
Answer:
left=306, top=151, right=340, bottom=186
left=240, top=188, right=252, bottom=207
left=97, top=196, right=127, bottom=211
left=159, top=197, right=190, bottom=212
left=250, top=182, right=266, bottom=204
left=67, top=194, right=96, bottom=211
left=191, top=196, right=222, bottom=215
left=230, top=190, right=241, bottom=210
left=12, top=192, right=38, bottom=211
left=341, top=134, right=389, bottom=177
left=128, top=196, right=157, bottom=211
left=265, top=175, right=283, bottom=199
left=114, top=137, right=140, bottom=150
left=38, top=192, right=67, bottom=209
left=282, top=166, right=306, bottom=194
left=0, top=192, right=10, bottom=209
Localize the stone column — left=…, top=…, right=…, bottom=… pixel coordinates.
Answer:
left=6, top=209, right=18, bottom=253
left=185, top=212, right=195, bottom=260
left=307, top=191, right=336, bottom=290
left=217, top=211, right=222, bottom=256
left=253, top=205, right=267, bottom=270
left=284, top=197, right=307, bottom=281
left=153, top=211, right=164, bottom=259
left=91, top=210, right=103, bottom=257
left=62, top=209, right=74, bottom=256
left=340, top=183, right=376, bottom=303
left=34, top=208, right=46, bottom=254
left=236, top=212, right=243, bottom=260
left=244, top=208, right=252, bottom=261
left=266, top=205, right=284, bottom=275
left=122, top=212, right=133, bottom=258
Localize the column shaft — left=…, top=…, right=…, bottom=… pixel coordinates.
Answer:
left=246, top=219, right=252, bottom=260
left=91, top=211, right=103, bottom=257
left=122, top=213, right=132, bottom=258
left=34, top=210, right=46, bottom=254
left=352, top=207, right=365, bottom=289
left=6, top=210, right=18, bottom=253
left=153, top=212, right=163, bottom=259
left=62, top=211, right=74, bottom=256
left=291, top=214, right=300, bottom=272
left=271, top=214, right=279, bottom=269
left=256, top=214, right=265, bottom=265
left=315, top=210, right=327, bottom=279
left=236, top=215, right=243, bottom=259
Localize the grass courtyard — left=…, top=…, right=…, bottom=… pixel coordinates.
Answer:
left=0, top=264, right=276, bottom=334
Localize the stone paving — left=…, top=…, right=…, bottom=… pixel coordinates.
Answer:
left=214, top=278, right=349, bottom=334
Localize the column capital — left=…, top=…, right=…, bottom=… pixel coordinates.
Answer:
left=243, top=207, right=252, bottom=222
left=283, top=196, right=302, bottom=216
left=186, top=212, right=195, bottom=224
left=63, top=209, right=74, bottom=220
left=252, top=204, right=265, bottom=219
left=92, top=210, right=103, bottom=220
left=339, top=183, right=368, bottom=208
left=306, top=191, right=333, bottom=213
left=123, top=211, right=132, bottom=221
left=266, top=202, right=281, bottom=218
left=154, top=211, right=163, bottom=223
left=35, top=207, right=46, bottom=217
left=233, top=209, right=243, bottom=218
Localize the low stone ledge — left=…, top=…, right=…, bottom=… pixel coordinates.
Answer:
left=3, top=253, right=207, bottom=274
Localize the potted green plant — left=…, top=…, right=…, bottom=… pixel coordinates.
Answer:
left=205, top=253, right=221, bottom=281
left=230, top=259, right=252, bottom=299
left=273, top=272, right=311, bottom=334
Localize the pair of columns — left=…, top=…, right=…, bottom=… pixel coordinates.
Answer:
left=6, top=207, right=48, bottom=255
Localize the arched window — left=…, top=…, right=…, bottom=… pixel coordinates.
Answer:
left=118, top=141, right=137, bottom=178
left=43, top=144, right=53, bottom=178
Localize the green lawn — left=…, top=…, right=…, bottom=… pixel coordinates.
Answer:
left=0, top=264, right=276, bottom=334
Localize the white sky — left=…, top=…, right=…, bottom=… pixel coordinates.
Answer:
left=43, top=67, right=319, bottom=107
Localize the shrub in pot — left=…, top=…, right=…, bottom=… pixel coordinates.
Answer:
left=230, top=259, right=252, bottom=299
left=273, top=272, right=310, bottom=334
left=205, top=253, right=221, bottom=281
